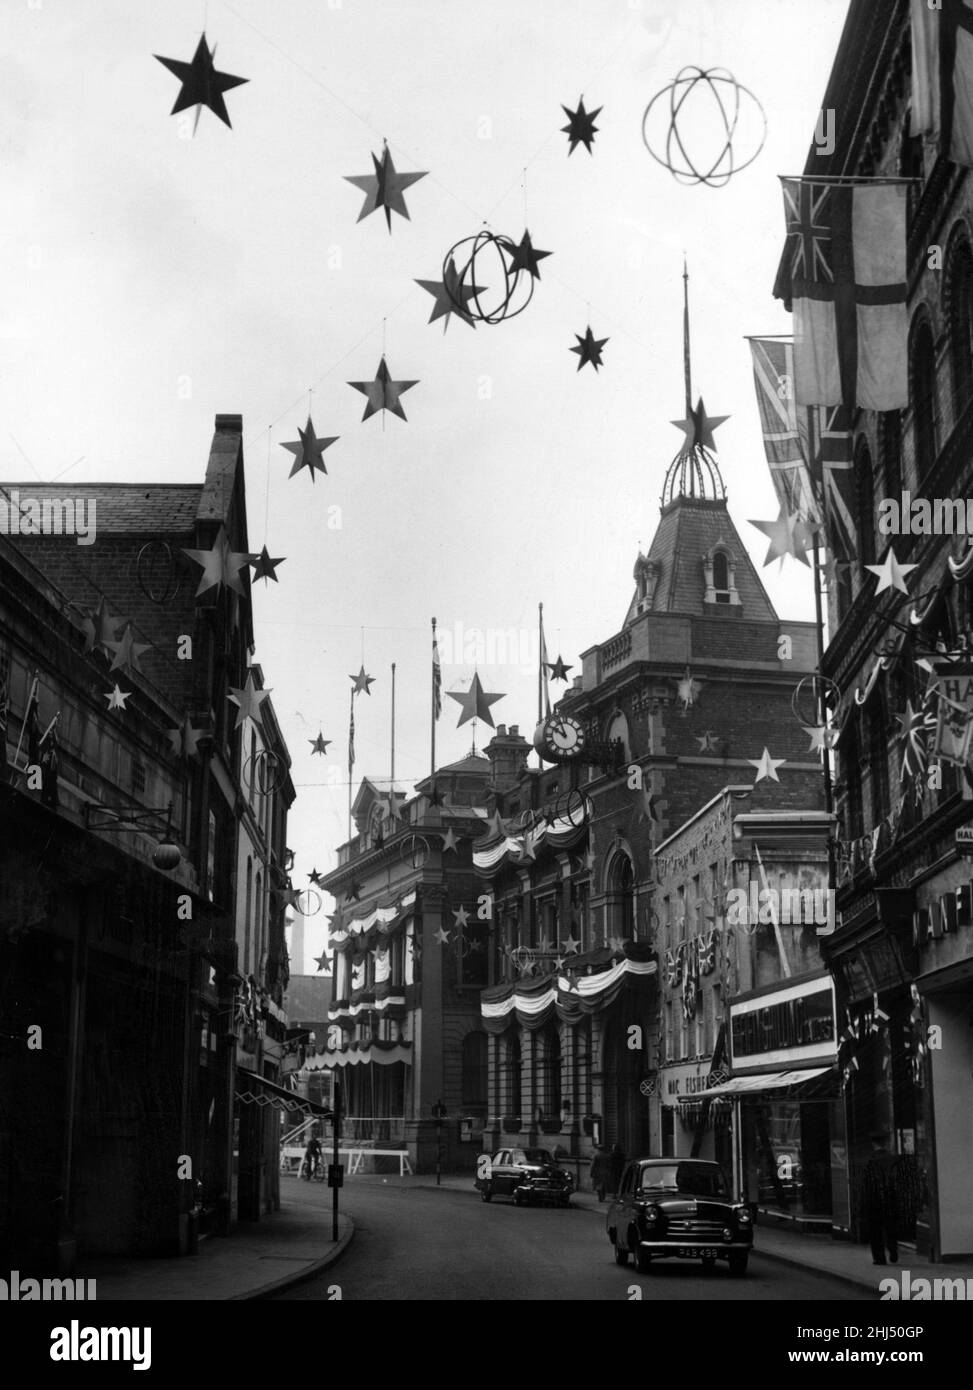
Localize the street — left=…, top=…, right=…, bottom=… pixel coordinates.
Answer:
left=269, top=1177, right=874, bottom=1302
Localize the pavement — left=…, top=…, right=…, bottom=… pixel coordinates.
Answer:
left=77, top=1171, right=973, bottom=1300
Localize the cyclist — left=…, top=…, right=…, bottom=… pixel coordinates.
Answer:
left=304, top=1133, right=323, bottom=1179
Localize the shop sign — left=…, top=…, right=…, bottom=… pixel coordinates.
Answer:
left=730, top=977, right=836, bottom=1067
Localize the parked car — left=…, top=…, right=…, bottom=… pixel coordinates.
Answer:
left=475, top=1148, right=574, bottom=1207
left=607, top=1158, right=753, bottom=1275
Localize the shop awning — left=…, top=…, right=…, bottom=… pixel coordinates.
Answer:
left=683, top=1066, right=833, bottom=1100
left=235, top=1066, right=332, bottom=1118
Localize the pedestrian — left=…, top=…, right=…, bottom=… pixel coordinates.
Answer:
left=608, top=1143, right=626, bottom=1195
left=590, top=1146, right=611, bottom=1201
left=862, top=1129, right=900, bottom=1266
left=304, top=1132, right=323, bottom=1180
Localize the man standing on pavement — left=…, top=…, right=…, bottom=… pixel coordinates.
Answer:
left=862, top=1129, right=900, bottom=1266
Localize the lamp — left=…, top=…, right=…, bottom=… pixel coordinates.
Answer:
left=84, top=799, right=182, bottom=872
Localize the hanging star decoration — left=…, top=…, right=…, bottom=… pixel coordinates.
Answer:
left=821, top=555, right=854, bottom=591
left=482, top=808, right=512, bottom=840
left=515, top=836, right=537, bottom=861
left=676, top=668, right=703, bottom=711
left=345, top=881, right=363, bottom=903
left=426, top=783, right=445, bottom=808
left=250, top=546, right=286, bottom=583
left=636, top=788, right=663, bottom=824
left=168, top=714, right=205, bottom=758
left=344, top=142, right=427, bottom=229
left=748, top=747, right=786, bottom=783
left=313, top=950, right=332, bottom=974
left=81, top=597, right=121, bottom=657
left=671, top=397, right=729, bottom=452
left=309, top=732, right=331, bottom=756
left=749, top=510, right=818, bottom=567
left=608, top=936, right=626, bottom=955
left=348, top=356, right=418, bottom=422
left=227, top=671, right=271, bottom=730
left=561, top=95, right=602, bottom=154
left=349, top=666, right=376, bottom=696
left=308, top=868, right=324, bottom=886
left=866, top=547, right=919, bottom=596
left=501, top=229, right=552, bottom=280
left=696, top=730, right=720, bottom=753
left=154, top=34, right=248, bottom=129
left=570, top=326, right=609, bottom=372
left=442, top=828, right=460, bottom=853
left=183, top=527, right=251, bottom=597
left=562, top=935, right=581, bottom=955
left=416, top=257, right=483, bottom=331
left=803, top=724, right=839, bottom=755
left=452, top=906, right=470, bottom=929
left=104, top=684, right=132, bottom=711
left=434, top=926, right=452, bottom=946
left=545, top=655, right=574, bottom=682
left=448, top=673, right=504, bottom=728
left=282, top=416, right=337, bottom=482
left=381, top=792, right=403, bottom=825
left=106, top=621, right=153, bottom=674
left=276, top=887, right=303, bottom=910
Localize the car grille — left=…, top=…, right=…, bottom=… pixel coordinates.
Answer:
left=665, top=1219, right=726, bottom=1237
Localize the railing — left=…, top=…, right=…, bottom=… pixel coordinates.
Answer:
left=342, top=1116, right=408, bottom=1145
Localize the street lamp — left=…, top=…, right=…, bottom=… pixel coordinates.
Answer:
left=83, top=800, right=182, bottom=871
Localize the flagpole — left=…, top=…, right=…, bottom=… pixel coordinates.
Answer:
left=683, top=256, right=692, bottom=414
left=431, top=617, right=437, bottom=778
left=538, top=603, right=543, bottom=724
left=11, top=670, right=38, bottom=775
left=812, top=537, right=837, bottom=916
left=348, top=689, right=354, bottom=843
left=391, top=661, right=396, bottom=800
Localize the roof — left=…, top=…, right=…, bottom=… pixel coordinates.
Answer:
left=624, top=495, right=778, bottom=624
left=433, top=752, right=491, bottom=776
left=1, top=483, right=203, bottom=533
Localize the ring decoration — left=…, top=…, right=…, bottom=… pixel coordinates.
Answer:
left=791, top=674, right=842, bottom=729
left=443, top=230, right=536, bottom=324
left=398, top=834, right=431, bottom=870
left=244, top=748, right=287, bottom=796
left=641, top=66, right=767, bottom=188
left=296, top=888, right=322, bottom=917
left=136, top=539, right=181, bottom=605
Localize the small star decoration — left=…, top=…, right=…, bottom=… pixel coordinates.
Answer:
left=251, top=546, right=286, bottom=582
left=503, top=229, right=551, bottom=280
left=561, top=96, right=601, bottom=154
left=416, top=257, right=483, bottom=331
left=748, top=747, right=786, bottom=783
left=749, top=510, right=818, bottom=567
left=309, top=732, right=331, bottom=756
left=545, top=655, right=574, bottom=682
left=227, top=671, right=271, bottom=730
left=344, top=143, right=427, bottom=230
left=866, top=548, right=918, bottom=596
left=671, top=397, right=729, bottom=453
left=349, top=666, right=376, bottom=696
left=570, top=326, right=609, bottom=372
left=348, top=356, right=418, bottom=422
left=696, top=730, right=720, bottom=753
left=168, top=715, right=205, bottom=758
left=154, top=34, right=248, bottom=130
left=104, top=684, right=132, bottom=711
left=282, top=417, right=338, bottom=482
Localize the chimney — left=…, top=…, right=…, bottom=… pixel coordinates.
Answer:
left=484, top=724, right=530, bottom=792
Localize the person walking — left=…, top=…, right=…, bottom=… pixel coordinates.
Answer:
left=608, top=1144, right=626, bottom=1196
left=590, top=1146, right=611, bottom=1202
left=304, top=1132, right=323, bottom=1180
left=862, top=1130, right=900, bottom=1266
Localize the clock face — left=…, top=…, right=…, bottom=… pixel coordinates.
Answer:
left=545, top=715, right=585, bottom=758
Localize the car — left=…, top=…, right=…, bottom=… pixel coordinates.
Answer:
left=474, top=1147, right=574, bottom=1207
left=607, top=1157, right=753, bottom=1276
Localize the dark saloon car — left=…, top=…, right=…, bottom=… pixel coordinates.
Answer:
left=475, top=1148, right=574, bottom=1207
left=607, top=1158, right=753, bottom=1275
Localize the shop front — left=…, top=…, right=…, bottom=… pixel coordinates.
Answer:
left=707, top=972, right=840, bottom=1231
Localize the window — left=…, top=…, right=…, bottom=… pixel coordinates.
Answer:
left=462, top=1032, right=488, bottom=1108
left=505, top=1035, right=522, bottom=1119
left=949, top=238, right=973, bottom=411
left=131, top=760, right=146, bottom=794
left=712, top=551, right=729, bottom=591
left=866, top=693, right=891, bottom=826
left=911, top=317, right=938, bottom=476
left=880, top=411, right=902, bottom=499
left=244, top=856, right=253, bottom=976
left=854, top=438, right=876, bottom=568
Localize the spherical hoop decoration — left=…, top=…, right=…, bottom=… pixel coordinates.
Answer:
left=136, top=539, right=181, bottom=605
left=565, top=788, right=593, bottom=829
left=244, top=749, right=286, bottom=797
left=791, top=674, right=842, bottom=730
left=399, top=834, right=431, bottom=871
left=296, top=888, right=322, bottom=918
left=519, top=807, right=538, bottom=836
left=442, top=230, right=536, bottom=325
left=641, top=66, right=767, bottom=188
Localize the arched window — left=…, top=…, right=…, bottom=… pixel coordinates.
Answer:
left=712, top=551, right=729, bottom=591
left=879, top=411, right=902, bottom=499
left=948, top=239, right=973, bottom=409
left=539, top=1023, right=562, bottom=1119
left=866, top=691, right=891, bottom=827
left=911, top=317, right=938, bottom=475
left=254, top=870, right=263, bottom=977
left=504, top=1034, right=522, bottom=1121
left=607, top=709, right=631, bottom=760
left=608, top=851, right=636, bottom=942
left=854, top=438, right=876, bottom=567
left=244, top=856, right=253, bottom=976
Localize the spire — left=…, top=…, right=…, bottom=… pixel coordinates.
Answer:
left=663, top=261, right=729, bottom=505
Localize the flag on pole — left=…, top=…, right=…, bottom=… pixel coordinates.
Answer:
left=801, top=405, right=857, bottom=562
left=538, top=604, right=551, bottom=720
left=748, top=337, right=818, bottom=521
left=911, top=0, right=973, bottom=170
left=775, top=178, right=908, bottom=410
left=432, top=624, right=442, bottom=721
left=39, top=714, right=60, bottom=809
left=24, top=675, right=40, bottom=768
left=348, top=690, right=356, bottom=771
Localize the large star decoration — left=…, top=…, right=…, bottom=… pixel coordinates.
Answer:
left=183, top=528, right=251, bottom=597
left=671, top=397, right=729, bottom=453
left=448, top=673, right=504, bottom=729
left=344, top=143, right=427, bottom=229
left=803, top=724, right=839, bottom=754
left=250, top=546, right=286, bottom=583
left=227, top=671, right=271, bottom=730
left=452, top=906, right=470, bottom=929
left=309, top=732, right=331, bottom=756
left=749, top=510, right=818, bottom=567
left=282, top=416, right=338, bottom=482
left=348, top=356, right=418, bottom=422
left=570, top=326, right=609, bottom=372
left=168, top=715, right=205, bottom=758
left=81, top=597, right=121, bottom=656
left=866, top=547, right=919, bottom=596
left=154, top=34, right=248, bottom=130
left=502, top=229, right=552, bottom=280
left=561, top=96, right=601, bottom=154
left=349, top=666, right=376, bottom=696
left=107, top=622, right=153, bottom=674
left=416, top=257, right=482, bottom=331
left=104, top=684, right=132, bottom=712
left=545, top=655, right=574, bottom=682
left=748, top=747, right=786, bottom=783
left=676, top=668, right=703, bottom=711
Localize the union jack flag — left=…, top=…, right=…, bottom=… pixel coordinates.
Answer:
left=697, top=928, right=716, bottom=975
left=799, top=404, right=856, bottom=562
left=783, top=180, right=833, bottom=284
left=665, top=945, right=681, bottom=989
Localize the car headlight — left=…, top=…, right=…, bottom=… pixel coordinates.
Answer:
left=736, top=1208, right=752, bottom=1224
left=642, top=1204, right=660, bottom=1223
left=723, top=1227, right=734, bottom=1242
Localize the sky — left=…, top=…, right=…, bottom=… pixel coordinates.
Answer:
left=0, top=0, right=851, bottom=971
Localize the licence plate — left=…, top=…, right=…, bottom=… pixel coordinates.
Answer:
left=678, top=1247, right=718, bottom=1258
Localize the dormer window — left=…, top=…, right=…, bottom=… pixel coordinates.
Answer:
left=703, top=546, right=740, bottom=607
left=633, top=556, right=660, bottom=615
